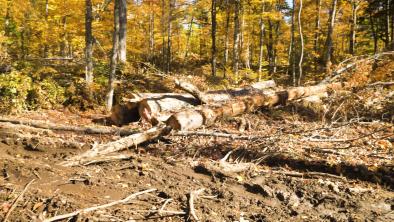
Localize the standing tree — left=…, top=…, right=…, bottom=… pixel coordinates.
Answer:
left=106, top=0, right=120, bottom=112
left=323, top=0, right=338, bottom=74
left=258, top=0, right=265, bottom=80
left=211, top=0, right=217, bottom=76
left=223, top=0, right=231, bottom=78
left=85, top=0, right=94, bottom=85
left=349, top=0, right=359, bottom=55
left=298, top=0, right=304, bottom=86
left=314, top=0, right=321, bottom=72
left=289, top=0, right=296, bottom=86
left=119, top=0, right=127, bottom=63
left=233, top=0, right=241, bottom=83
left=166, top=0, right=175, bottom=73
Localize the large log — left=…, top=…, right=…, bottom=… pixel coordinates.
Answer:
left=138, top=80, right=277, bottom=124
left=167, top=82, right=346, bottom=131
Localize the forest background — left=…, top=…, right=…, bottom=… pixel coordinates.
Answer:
left=0, top=0, right=392, bottom=113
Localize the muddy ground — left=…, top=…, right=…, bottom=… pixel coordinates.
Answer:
left=0, top=109, right=393, bottom=221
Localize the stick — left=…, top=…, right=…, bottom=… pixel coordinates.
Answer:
left=172, top=131, right=264, bottom=140
left=3, top=179, right=35, bottom=222
left=43, top=188, right=157, bottom=222
left=188, top=188, right=205, bottom=221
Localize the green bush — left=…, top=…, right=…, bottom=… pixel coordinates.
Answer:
left=0, top=71, right=32, bottom=113
left=27, top=78, right=65, bottom=109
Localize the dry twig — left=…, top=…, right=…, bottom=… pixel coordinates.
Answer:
left=43, top=188, right=157, bottom=222
left=188, top=188, right=205, bottom=221
left=3, top=179, right=35, bottom=222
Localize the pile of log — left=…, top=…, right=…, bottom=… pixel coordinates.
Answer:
left=111, top=80, right=277, bottom=125
left=62, top=79, right=351, bottom=166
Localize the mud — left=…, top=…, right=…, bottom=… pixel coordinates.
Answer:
left=0, top=110, right=393, bottom=221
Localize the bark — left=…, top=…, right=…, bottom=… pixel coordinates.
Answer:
left=0, top=117, right=137, bottom=136
left=314, top=0, right=321, bottom=54
left=258, top=1, right=265, bottom=80
left=137, top=80, right=277, bottom=123
left=323, top=0, right=338, bottom=74
left=349, top=0, right=358, bottom=55
left=166, top=0, right=175, bottom=73
left=233, top=0, right=241, bottom=83
left=161, top=0, right=166, bottom=70
left=106, top=0, right=120, bottom=112
left=223, top=2, right=230, bottom=78
left=369, top=13, right=378, bottom=54
left=211, top=0, right=217, bottom=76
left=85, top=0, right=94, bottom=84
left=61, top=126, right=171, bottom=166
left=119, top=0, right=127, bottom=63
left=385, top=0, right=390, bottom=49
left=44, top=0, right=49, bottom=58
left=149, top=2, right=155, bottom=61
left=184, top=16, right=194, bottom=60
left=167, top=82, right=346, bottom=131
left=298, top=0, right=304, bottom=86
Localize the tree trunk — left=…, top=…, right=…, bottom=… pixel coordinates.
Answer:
left=166, top=0, right=174, bottom=73
left=385, top=0, right=390, bottom=49
left=119, top=0, right=127, bottom=63
left=149, top=2, right=155, bottom=61
left=314, top=0, right=321, bottom=72
left=106, top=0, right=120, bottom=112
left=298, top=0, right=304, bottom=86
left=44, top=0, right=49, bottom=58
left=85, top=0, right=94, bottom=84
left=349, top=0, right=358, bottom=55
left=211, top=0, right=217, bottom=76
left=223, top=1, right=230, bottom=78
left=233, top=0, right=241, bottom=83
left=184, top=16, right=194, bottom=60
left=4, top=0, right=11, bottom=36
left=369, top=13, right=378, bottom=54
left=323, top=0, right=338, bottom=74
left=258, top=1, right=265, bottom=80
left=289, top=0, right=296, bottom=86
left=161, top=0, right=166, bottom=70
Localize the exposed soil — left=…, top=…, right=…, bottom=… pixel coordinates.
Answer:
left=0, top=109, right=393, bottom=221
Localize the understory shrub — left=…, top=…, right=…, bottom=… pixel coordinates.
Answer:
left=0, top=71, right=32, bottom=113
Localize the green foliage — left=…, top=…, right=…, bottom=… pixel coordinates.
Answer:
left=0, top=71, right=32, bottom=113
left=28, top=78, right=65, bottom=109
left=64, top=78, right=106, bottom=110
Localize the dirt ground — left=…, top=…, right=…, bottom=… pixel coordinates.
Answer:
left=0, top=109, right=393, bottom=221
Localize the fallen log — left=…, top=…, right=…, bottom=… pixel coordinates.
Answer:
left=0, top=117, right=138, bottom=136
left=62, top=82, right=347, bottom=166
left=167, top=82, right=346, bottom=131
left=61, top=126, right=171, bottom=166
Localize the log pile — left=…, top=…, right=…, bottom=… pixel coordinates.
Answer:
left=111, top=80, right=276, bottom=125
left=62, top=81, right=350, bottom=166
